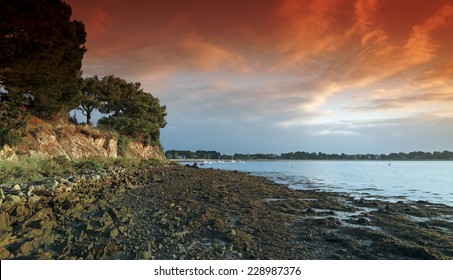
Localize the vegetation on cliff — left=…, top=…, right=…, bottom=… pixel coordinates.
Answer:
left=79, top=75, right=167, bottom=147
left=0, top=0, right=166, bottom=150
left=0, top=156, right=168, bottom=185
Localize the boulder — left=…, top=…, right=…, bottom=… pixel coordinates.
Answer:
left=0, top=248, right=12, bottom=259
left=7, top=195, right=23, bottom=204
left=27, top=195, right=41, bottom=205
left=19, top=241, right=34, bottom=255
left=0, top=212, right=11, bottom=231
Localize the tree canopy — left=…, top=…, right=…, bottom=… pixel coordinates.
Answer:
left=79, top=75, right=167, bottom=146
left=78, top=75, right=102, bottom=126
left=0, top=0, right=86, bottom=119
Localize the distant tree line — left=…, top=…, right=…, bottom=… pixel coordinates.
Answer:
left=0, top=0, right=166, bottom=148
left=165, top=150, right=453, bottom=161
left=165, top=150, right=221, bottom=160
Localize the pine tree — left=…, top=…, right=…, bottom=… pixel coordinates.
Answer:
left=0, top=0, right=86, bottom=120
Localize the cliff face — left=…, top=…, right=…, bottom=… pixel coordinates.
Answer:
left=0, top=117, right=165, bottom=160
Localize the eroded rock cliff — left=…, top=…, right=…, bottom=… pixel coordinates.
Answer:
left=0, top=117, right=165, bottom=160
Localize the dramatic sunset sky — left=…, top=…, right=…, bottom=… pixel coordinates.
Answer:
left=67, top=0, right=453, bottom=154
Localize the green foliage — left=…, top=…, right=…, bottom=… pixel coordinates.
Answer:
left=117, top=135, right=131, bottom=157
left=0, top=156, right=168, bottom=184
left=78, top=75, right=103, bottom=126
left=0, top=0, right=86, bottom=120
left=74, top=158, right=103, bottom=172
left=0, top=156, right=74, bottom=184
left=68, top=114, right=79, bottom=125
left=0, top=100, right=28, bottom=147
left=96, top=75, right=167, bottom=146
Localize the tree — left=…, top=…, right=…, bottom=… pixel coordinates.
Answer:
left=97, top=76, right=167, bottom=146
left=0, top=99, right=27, bottom=147
left=0, top=0, right=86, bottom=120
left=78, top=76, right=102, bottom=126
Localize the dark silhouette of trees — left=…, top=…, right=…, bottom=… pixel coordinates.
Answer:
left=166, top=150, right=453, bottom=161
left=0, top=0, right=87, bottom=120
left=78, top=76, right=103, bottom=126
left=96, top=76, right=167, bottom=146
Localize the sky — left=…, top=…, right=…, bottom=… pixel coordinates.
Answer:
left=66, top=0, right=453, bottom=154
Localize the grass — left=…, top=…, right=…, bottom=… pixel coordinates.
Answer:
left=0, top=156, right=169, bottom=185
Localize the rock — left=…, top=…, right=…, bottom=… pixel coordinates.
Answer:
left=118, top=226, right=127, bottom=234
left=36, top=251, right=53, bottom=260
left=357, top=217, right=370, bottom=225
left=139, top=251, right=152, bottom=259
left=27, top=195, right=41, bottom=205
left=0, top=188, right=5, bottom=200
left=87, top=219, right=102, bottom=231
left=27, top=186, right=35, bottom=197
left=7, top=195, right=23, bottom=204
left=0, top=144, right=17, bottom=160
left=100, top=211, right=114, bottom=228
left=13, top=205, right=30, bottom=222
left=326, top=233, right=342, bottom=242
left=177, top=244, right=187, bottom=254
left=0, top=248, right=12, bottom=259
left=26, top=208, right=54, bottom=223
left=1, top=200, right=15, bottom=213
left=109, top=228, right=119, bottom=238
left=11, top=185, right=23, bottom=195
left=19, top=241, right=34, bottom=255
left=0, top=212, right=11, bottom=231
left=33, top=185, right=54, bottom=196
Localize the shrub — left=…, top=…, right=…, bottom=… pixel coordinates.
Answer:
left=74, top=158, right=104, bottom=172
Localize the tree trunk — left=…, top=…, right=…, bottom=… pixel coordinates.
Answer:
left=86, top=110, right=92, bottom=126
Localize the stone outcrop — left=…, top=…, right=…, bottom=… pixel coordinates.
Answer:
left=0, top=145, right=17, bottom=161
left=18, top=126, right=118, bottom=159
left=0, top=117, right=165, bottom=160
left=125, top=142, right=166, bottom=160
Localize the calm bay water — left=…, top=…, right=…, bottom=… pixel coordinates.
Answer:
left=192, top=160, right=453, bottom=206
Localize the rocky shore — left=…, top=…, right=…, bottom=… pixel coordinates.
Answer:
left=1, top=165, right=452, bottom=259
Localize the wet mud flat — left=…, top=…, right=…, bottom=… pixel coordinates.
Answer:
left=1, top=165, right=452, bottom=259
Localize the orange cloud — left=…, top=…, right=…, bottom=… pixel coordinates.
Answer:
left=417, top=60, right=453, bottom=85
left=68, top=0, right=453, bottom=120
left=404, top=4, right=453, bottom=64
left=271, top=0, right=350, bottom=68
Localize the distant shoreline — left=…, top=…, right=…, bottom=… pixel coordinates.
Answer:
left=166, top=149, right=453, bottom=161
left=172, top=158, right=453, bottom=162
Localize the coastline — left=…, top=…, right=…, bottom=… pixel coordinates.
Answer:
left=1, top=165, right=452, bottom=259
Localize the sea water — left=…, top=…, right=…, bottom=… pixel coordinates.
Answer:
left=192, top=160, right=453, bottom=206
